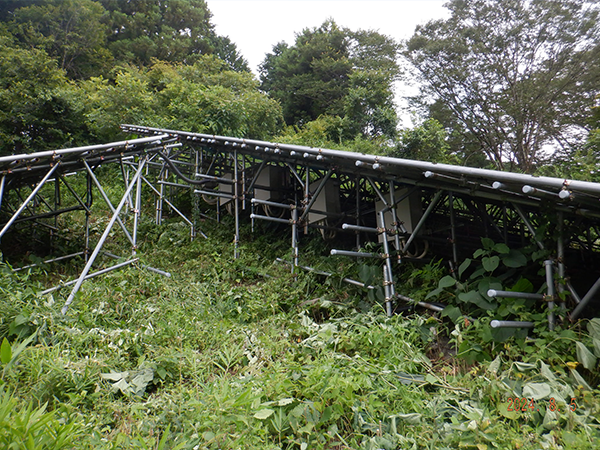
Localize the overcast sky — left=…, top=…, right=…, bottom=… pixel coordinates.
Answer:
left=206, top=0, right=450, bottom=126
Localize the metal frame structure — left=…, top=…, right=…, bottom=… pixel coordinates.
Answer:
left=0, top=135, right=182, bottom=313
left=2, top=124, right=600, bottom=324
left=121, top=124, right=600, bottom=325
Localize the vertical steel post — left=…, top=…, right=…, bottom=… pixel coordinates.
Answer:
left=502, top=204, right=508, bottom=245
left=304, top=166, right=310, bottom=234
left=449, top=191, right=458, bottom=265
left=61, top=157, right=147, bottom=314
left=383, top=265, right=394, bottom=317
left=355, top=175, right=361, bottom=250
left=120, top=157, right=133, bottom=210
left=0, top=175, right=6, bottom=212
left=234, top=150, right=240, bottom=259
left=298, top=169, right=333, bottom=223
left=132, top=156, right=143, bottom=256
left=85, top=173, right=92, bottom=262
left=388, top=183, right=402, bottom=259
left=379, top=211, right=395, bottom=316
left=545, top=260, right=555, bottom=330
left=157, top=166, right=165, bottom=226
left=557, top=211, right=566, bottom=310
left=292, top=206, right=299, bottom=273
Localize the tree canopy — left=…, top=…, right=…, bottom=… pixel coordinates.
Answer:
left=76, top=57, right=282, bottom=143
left=0, top=35, right=87, bottom=153
left=2, top=0, right=248, bottom=79
left=0, top=0, right=269, bottom=154
left=405, top=0, right=600, bottom=173
left=260, top=20, right=400, bottom=141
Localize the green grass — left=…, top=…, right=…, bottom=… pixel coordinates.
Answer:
left=0, top=217, right=599, bottom=449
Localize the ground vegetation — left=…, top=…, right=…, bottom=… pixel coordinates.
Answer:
left=0, top=189, right=598, bottom=448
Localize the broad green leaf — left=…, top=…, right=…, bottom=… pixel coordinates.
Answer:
left=425, top=373, right=438, bottom=384
left=202, top=431, right=216, bottom=441
left=438, top=275, right=456, bottom=289
left=498, top=402, right=517, bottom=420
left=587, top=318, right=600, bottom=340
left=570, top=369, right=592, bottom=391
left=458, top=291, right=495, bottom=310
left=575, top=342, right=597, bottom=370
left=481, top=237, right=495, bottom=250
left=523, top=382, right=551, bottom=399
left=458, top=258, right=471, bottom=278
left=0, top=338, right=11, bottom=365
left=473, top=248, right=487, bottom=258
left=358, top=264, right=376, bottom=286
left=593, top=338, right=600, bottom=358
left=540, top=362, right=556, bottom=382
left=478, top=277, right=502, bottom=298
left=425, top=287, right=444, bottom=299
left=254, top=408, right=275, bottom=420
left=129, top=368, right=154, bottom=396
left=514, top=361, right=536, bottom=371
left=441, top=305, right=462, bottom=323
left=482, top=256, right=500, bottom=272
left=490, top=327, right=517, bottom=343
left=393, top=413, right=422, bottom=424
left=493, top=243, right=510, bottom=254
left=543, top=408, right=558, bottom=430
left=509, top=277, right=534, bottom=293
left=488, top=355, right=501, bottom=375
left=469, top=267, right=487, bottom=280
left=100, top=371, right=129, bottom=382
left=277, top=397, right=294, bottom=406
left=502, top=249, right=527, bottom=268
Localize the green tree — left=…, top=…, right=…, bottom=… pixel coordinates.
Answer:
left=405, top=0, right=600, bottom=173
left=9, top=0, right=112, bottom=79
left=389, top=118, right=459, bottom=164
left=589, top=95, right=600, bottom=153
left=76, top=57, right=282, bottom=143
left=260, top=20, right=400, bottom=140
left=0, top=35, right=86, bottom=154
left=99, top=0, right=248, bottom=71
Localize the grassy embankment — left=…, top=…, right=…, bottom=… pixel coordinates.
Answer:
left=0, top=203, right=599, bottom=449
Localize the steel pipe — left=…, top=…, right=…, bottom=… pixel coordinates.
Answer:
left=402, top=190, right=443, bottom=255
left=299, top=168, right=333, bottom=223
left=251, top=198, right=294, bottom=210
left=43, top=258, right=138, bottom=295
left=330, top=249, right=382, bottom=259
left=490, top=320, right=534, bottom=328
left=487, top=289, right=545, bottom=300
left=84, top=161, right=135, bottom=246
left=121, top=125, right=600, bottom=197
left=342, top=223, right=380, bottom=234
left=13, top=252, right=85, bottom=272
left=250, top=213, right=290, bottom=225
left=571, top=275, right=600, bottom=321
left=62, top=157, right=147, bottom=314
left=0, top=134, right=169, bottom=165
left=193, top=189, right=234, bottom=200
left=0, top=163, right=60, bottom=240
left=544, top=260, right=555, bottom=330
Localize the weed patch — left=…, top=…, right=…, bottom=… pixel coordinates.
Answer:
left=0, top=220, right=598, bottom=449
